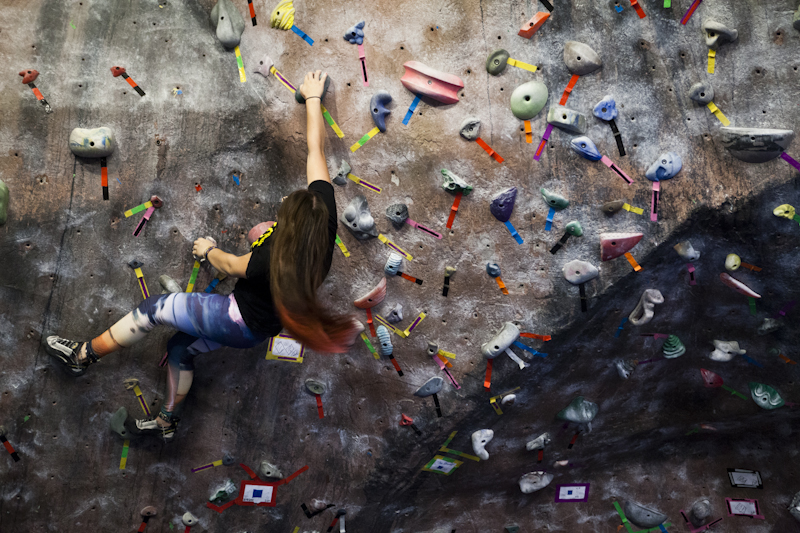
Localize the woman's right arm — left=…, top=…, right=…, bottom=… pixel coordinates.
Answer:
left=299, top=70, right=331, bottom=185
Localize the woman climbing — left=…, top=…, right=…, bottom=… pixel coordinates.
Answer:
left=45, top=70, right=360, bottom=442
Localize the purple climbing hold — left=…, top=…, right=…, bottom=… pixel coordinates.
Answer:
left=490, top=187, right=517, bottom=223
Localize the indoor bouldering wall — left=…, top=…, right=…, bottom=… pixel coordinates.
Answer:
left=2, top=0, right=800, bottom=531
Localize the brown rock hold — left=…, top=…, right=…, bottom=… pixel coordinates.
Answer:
left=19, top=69, right=39, bottom=84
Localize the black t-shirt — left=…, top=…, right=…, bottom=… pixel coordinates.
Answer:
left=233, top=180, right=337, bottom=336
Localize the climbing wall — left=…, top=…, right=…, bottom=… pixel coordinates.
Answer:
left=2, top=0, right=800, bottom=531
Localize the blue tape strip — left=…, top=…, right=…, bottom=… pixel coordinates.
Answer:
left=614, top=317, right=628, bottom=338
left=232, top=174, right=240, bottom=185
left=615, top=4, right=624, bottom=11
left=290, top=25, right=314, bottom=45
left=204, top=278, right=221, bottom=293
left=503, top=221, right=524, bottom=244
left=545, top=207, right=555, bottom=231
left=402, top=95, right=421, bottom=125
left=658, top=525, right=668, bottom=533
left=512, top=341, right=547, bottom=358
left=740, top=354, right=763, bottom=368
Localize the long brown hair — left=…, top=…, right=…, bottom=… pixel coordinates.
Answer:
left=270, top=189, right=358, bottom=353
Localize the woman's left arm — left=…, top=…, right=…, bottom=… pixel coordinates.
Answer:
left=192, top=238, right=251, bottom=278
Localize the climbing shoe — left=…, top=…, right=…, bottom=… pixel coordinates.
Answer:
left=134, top=413, right=178, bottom=443
left=45, top=336, right=97, bottom=376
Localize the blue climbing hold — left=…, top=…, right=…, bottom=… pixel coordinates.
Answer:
left=486, top=263, right=502, bottom=278
left=370, top=91, right=392, bottom=133
left=645, top=152, right=682, bottom=181
left=593, top=95, right=618, bottom=121
left=570, top=136, right=602, bottom=161
left=344, top=21, right=365, bottom=44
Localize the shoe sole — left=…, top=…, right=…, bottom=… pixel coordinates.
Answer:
left=44, top=342, right=86, bottom=377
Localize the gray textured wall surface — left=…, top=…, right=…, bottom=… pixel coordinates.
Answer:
left=2, top=0, right=800, bottom=531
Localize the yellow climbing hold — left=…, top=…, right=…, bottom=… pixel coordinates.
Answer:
left=270, top=0, right=295, bottom=30
left=773, top=204, right=796, bottom=220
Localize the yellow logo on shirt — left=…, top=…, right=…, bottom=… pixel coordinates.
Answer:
left=251, top=223, right=276, bottom=249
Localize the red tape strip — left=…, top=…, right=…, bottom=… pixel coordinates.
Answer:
left=32, top=87, right=44, bottom=100
left=315, top=394, right=324, bottom=419
left=484, top=359, right=492, bottom=390
left=559, top=75, right=580, bottom=105
left=446, top=191, right=463, bottom=229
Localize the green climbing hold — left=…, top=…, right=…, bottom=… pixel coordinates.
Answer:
left=441, top=169, right=473, bottom=195
left=486, top=49, right=510, bottom=75
left=510, top=80, right=549, bottom=120
left=540, top=187, right=569, bottom=210
left=565, top=220, right=583, bottom=237
left=749, top=382, right=785, bottom=410
left=0, top=179, right=8, bottom=226
left=662, top=335, right=686, bottom=358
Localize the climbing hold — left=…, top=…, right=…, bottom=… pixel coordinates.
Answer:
left=525, top=432, right=551, bottom=451
left=720, top=272, right=761, bottom=298
left=628, top=289, right=664, bottom=326
left=333, top=160, right=351, bottom=186
left=600, top=232, right=643, bottom=261
left=140, top=506, right=157, bottom=517
left=546, top=105, right=587, bottom=134
left=570, top=136, right=602, bottom=161
left=19, top=69, right=39, bottom=84
left=182, top=512, right=199, bottom=526
left=790, top=491, right=800, bottom=523
left=602, top=200, right=625, bottom=215
left=376, top=325, right=393, bottom=356
left=69, top=127, right=116, bottom=158
left=701, top=19, right=738, bottom=49
left=385, top=204, right=409, bottom=228
left=481, top=321, right=520, bottom=359
left=758, top=318, right=782, bottom=335
left=673, top=241, right=700, bottom=261
left=719, top=127, right=795, bottom=163
left=387, top=303, right=404, bottom=323
left=662, top=335, right=686, bottom=358
left=344, top=21, right=365, bottom=44
left=158, top=275, right=183, bottom=294
left=556, top=396, right=598, bottom=431
left=615, top=359, right=634, bottom=379
left=565, top=221, right=583, bottom=236
left=210, top=0, right=245, bottom=49
left=305, top=379, right=326, bottom=395
left=645, top=152, right=682, bottom=181
left=486, top=49, right=510, bottom=75
left=501, top=394, right=516, bottom=405
left=400, top=61, right=464, bottom=104
left=725, top=254, right=741, bottom=271
left=353, top=277, right=387, bottom=308
left=749, top=382, right=785, bottom=410
left=540, top=187, right=569, bottom=210
left=709, top=340, right=746, bottom=362
left=370, top=91, right=392, bottom=132
left=624, top=501, right=667, bottom=528
left=688, top=82, right=714, bottom=104
left=459, top=117, right=481, bottom=141
left=253, top=55, right=273, bottom=77
left=0, top=180, right=8, bottom=226
left=471, top=429, right=493, bottom=460
left=563, top=41, right=602, bottom=75
left=774, top=204, right=797, bottom=219
left=519, top=472, right=554, bottom=493
left=109, top=407, right=136, bottom=439
left=414, top=377, right=443, bottom=398
left=209, top=480, right=237, bottom=503
left=509, top=81, right=549, bottom=120
left=518, top=11, right=549, bottom=38
left=700, top=368, right=724, bottom=387
left=340, top=195, right=378, bottom=240
left=486, top=263, right=502, bottom=278
left=269, top=0, right=295, bottom=29
left=562, top=259, right=598, bottom=285
left=384, top=253, right=402, bottom=276
left=592, top=95, right=618, bottom=121
left=690, top=499, right=712, bottom=525
left=295, top=74, right=331, bottom=104
left=441, top=169, right=473, bottom=195
left=490, top=187, right=517, bottom=223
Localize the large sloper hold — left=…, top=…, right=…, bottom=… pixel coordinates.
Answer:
left=353, top=277, right=387, bottom=308
left=210, top=0, right=246, bottom=49
left=547, top=105, right=587, bottom=134
left=510, top=81, right=549, bottom=120
left=69, top=127, right=116, bottom=158
left=600, top=232, right=643, bottom=261
left=719, top=127, right=795, bottom=163
left=481, top=321, right=520, bottom=359
left=519, top=471, right=554, bottom=493
left=414, top=377, right=443, bottom=397
left=400, top=61, right=464, bottom=104
left=563, top=41, right=602, bottom=75
left=701, top=19, right=738, bottom=49
left=602, top=200, right=625, bottom=215
left=370, top=91, right=392, bottom=132
left=525, top=432, right=551, bottom=451
left=562, top=259, right=598, bottom=285
left=556, top=396, right=598, bottom=431
left=490, top=187, right=517, bottom=222
left=471, top=429, right=493, bottom=460
left=645, top=152, right=682, bottom=181
left=459, top=117, right=481, bottom=140
left=624, top=501, right=667, bottom=528
left=340, top=195, right=378, bottom=240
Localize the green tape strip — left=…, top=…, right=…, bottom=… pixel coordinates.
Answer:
left=361, top=334, right=375, bottom=352
left=121, top=444, right=129, bottom=458
left=613, top=501, right=634, bottom=533
left=357, top=132, right=372, bottom=146
left=748, top=297, right=757, bottom=316
left=188, top=265, right=200, bottom=287
left=322, top=109, right=335, bottom=127
left=236, top=53, right=244, bottom=69
left=663, top=0, right=670, bottom=6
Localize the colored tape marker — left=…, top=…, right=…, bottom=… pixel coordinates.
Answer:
left=534, top=124, right=554, bottom=161
left=406, top=218, right=442, bottom=239
left=132, top=267, right=150, bottom=299
left=124, top=200, right=154, bottom=218
left=687, top=263, right=697, bottom=285
left=186, top=260, right=201, bottom=292
left=780, top=152, right=800, bottom=172
left=234, top=46, right=246, bottom=83
left=706, top=102, right=730, bottom=126
left=403, top=312, right=426, bottom=337
left=402, top=95, right=421, bottom=125
left=1, top=435, right=20, bottom=462
left=507, top=58, right=538, bottom=73
left=119, top=439, right=130, bottom=470
left=495, top=276, right=509, bottom=295
left=373, top=315, right=407, bottom=338
left=133, top=206, right=156, bottom=237
left=247, top=0, right=257, bottom=25
left=601, top=155, right=633, bottom=184
left=133, top=384, right=151, bottom=416
left=484, top=359, right=493, bottom=389
left=630, top=0, right=646, bottom=18
left=624, top=252, right=642, bottom=272
left=524, top=120, right=533, bottom=144
left=101, top=157, right=109, bottom=200
left=615, top=317, right=628, bottom=338
left=335, top=234, right=350, bottom=257
left=520, top=332, right=551, bottom=341
left=290, top=24, right=314, bottom=45
left=681, top=0, right=704, bottom=24
left=707, top=49, right=716, bottom=74
left=350, top=126, right=381, bottom=152
left=651, top=181, right=660, bottom=222
left=622, top=203, right=644, bottom=215
left=446, top=191, right=463, bottom=229
left=512, top=340, right=547, bottom=358
left=320, top=104, right=345, bottom=138
left=475, top=137, right=504, bottom=163
left=360, top=332, right=380, bottom=360
left=377, top=233, right=413, bottom=260
left=545, top=207, right=556, bottom=231
left=346, top=173, right=381, bottom=193
left=358, top=43, right=369, bottom=86
left=191, top=459, right=224, bottom=473
left=559, top=74, right=580, bottom=105
left=503, top=220, right=524, bottom=244
left=748, top=297, right=757, bottom=316
left=315, top=394, right=324, bottom=418
left=270, top=66, right=296, bottom=93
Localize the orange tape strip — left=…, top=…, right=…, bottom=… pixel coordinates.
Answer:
left=366, top=308, right=376, bottom=337
left=496, top=276, right=509, bottom=295
left=475, top=138, right=504, bottom=163
left=101, top=166, right=108, bottom=187
left=437, top=353, right=453, bottom=368
left=779, top=354, right=797, bottom=364
left=446, top=191, right=463, bottom=229
left=741, top=262, right=762, bottom=272
left=400, top=272, right=419, bottom=284
left=559, top=75, right=580, bottom=105
left=520, top=333, right=551, bottom=341
left=624, top=252, right=642, bottom=272
left=524, top=120, right=533, bottom=143
left=32, top=87, right=44, bottom=100
left=125, top=76, right=138, bottom=88
left=484, top=359, right=492, bottom=389
left=630, top=0, right=646, bottom=18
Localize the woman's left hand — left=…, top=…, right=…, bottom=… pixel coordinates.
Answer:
left=192, top=238, right=216, bottom=259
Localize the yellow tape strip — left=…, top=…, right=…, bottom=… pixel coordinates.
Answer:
left=132, top=385, right=149, bottom=415
left=622, top=203, right=645, bottom=215
left=374, top=315, right=407, bottom=338
left=347, top=173, right=382, bottom=193
left=211, top=459, right=223, bottom=467
left=335, top=234, right=350, bottom=257
left=377, top=233, right=413, bottom=260
left=707, top=49, right=716, bottom=74
left=507, top=58, right=538, bottom=73
left=360, top=332, right=380, bottom=359
left=133, top=267, right=149, bottom=299
left=320, top=104, right=345, bottom=138
left=403, top=312, right=426, bottom=337
left=234, top=46, right=246, bottom=83
left=270, top=67, right=296, bottom=93
left=124, top=201, right=152, bottom=218
left=293, top=528, right=300, bottom=533
left=119, top=439, right=130, bottom=470
left=438, top=349, right=456, bottom=359
left=489, top=398, right=503, bottom=415
left=186, top=260, right=201, bottom=293
left=350, top=126, right=381, bottom=153
left=707, top=102, right=730, bottom=126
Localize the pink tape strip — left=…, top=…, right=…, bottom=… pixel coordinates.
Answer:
left=600, top=155, right=633, bottom=184
left=687, top=263, right=696, bottom=285
left=651, top=181, right=660, bottom=221
left=431, top=354, right=460, bottom=388
left=358, top=44, right=368, bottom=87
left=406, top=218, right=443, bottom=239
